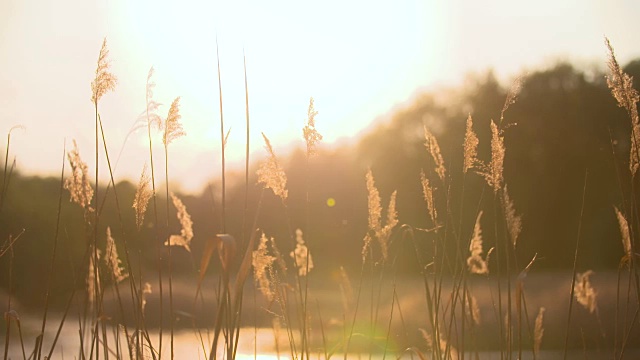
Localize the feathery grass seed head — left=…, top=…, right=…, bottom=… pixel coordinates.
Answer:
left=502, top=185, right=522, bottom=248
left=501, top=76, right=523, bottom=123
left=463, top=114, right=479, bottom=174
left=105, top=227, right=128, bottom=283
left=91, top=38, right=117, bottom=104
left=605, top=38, right=640, bottom=175
left=164, top=193, right=193, bottom=251
left=253, top=233, right=276, bottom=301
left=163, top=97, right=185, bottom=146
left=575, top=270, right=597, bottom=314
left=65, top=140, right=94, bottom=211
left=257, top=133, right=288, bottom=201
left=145, top=67, right=163, bottom=130
left=482, top=120, right=505, bottom=193
left=291, top=229, right=314, bottom=276
left=424, top=126, right=446, bottom=182
left=534, top=307, right=545, bottom=357
left=133, top=164, right=152, bottom=230
left=467, top=211, right=489, bottom=274
left=614, top=206, right=632, bottom=261
left=420, top=170, right=437, bottom=226
left=303, top=97, right=322, bottom=157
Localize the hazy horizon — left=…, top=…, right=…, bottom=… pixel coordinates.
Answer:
left=2, top=0, right=640, bottom=194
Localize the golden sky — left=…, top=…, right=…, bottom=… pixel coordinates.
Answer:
left=1, top=0, right=639, bottom=193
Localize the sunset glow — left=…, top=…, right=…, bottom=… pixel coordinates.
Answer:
left=1, top=0, right=639, bottom=193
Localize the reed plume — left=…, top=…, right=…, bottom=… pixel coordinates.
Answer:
left=290, top=229, right=314, bottom=277
left=574, top=270, right=597, bottom=314
left=502, top=185, right=522, bottom=248
left=420, top=170, right=437, bottom=226
left=163, top=97, right=185, bottom=146
left=614, top=206, right=632, bottom=262
left=105, top=227, right=128, bottom=283
left=500, top=76, right=523, bottom=124
left=424, top=126, right=446, bottom=182
left=164, top=193, right=193, bottom=252
left=479, top=120, right=505, bottom=193
left=257, top=133, right=288, bottom=201
left=141, top=282, right=152, bottom=314
left=64, top=140, right=94, bottom=212
left=463, top=114, right=479, bottom=174
left=253, top=232, right=276, bottom=301
left=605, top=37, right=640, bottom=175
left=132, top=164, right=152, bottom=230
left=302, top=97, right=322, bottom=158
left=534, top=307, right=545, bottom=357
left=145, top=67, right=163, bottom=130
left=361, top=170, right=397, bottom=262
left=467, top=211, right=489, bottom=275
left=90, top=38, right=117, bottom=104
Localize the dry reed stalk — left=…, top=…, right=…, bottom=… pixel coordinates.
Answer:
left=86, top=246, right=101, bottom=310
